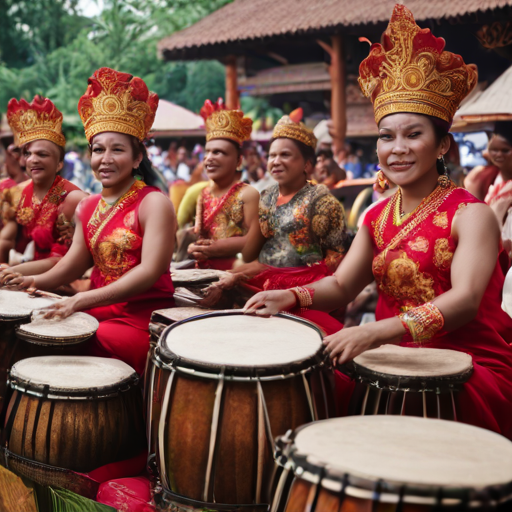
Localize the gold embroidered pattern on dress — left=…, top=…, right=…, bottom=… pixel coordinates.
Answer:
left=434, top=238, right=453, bottom=270
left=373, top=250, right=436, bottom=310
left=408, top=236, right=429, bottom=253
left=433, top=211, right=449, bottom=229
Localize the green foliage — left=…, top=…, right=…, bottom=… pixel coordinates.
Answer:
left=0, top=0, right=233, bottom=138
left=241, top=96, right=284, bottom=131
left=47, top=487, right=116, bottom=512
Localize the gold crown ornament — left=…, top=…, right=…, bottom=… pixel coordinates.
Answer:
left=358, top=4, right=478, bottom=126
left=272, top=108, right=317, bottom=148
left=78, top=67, right=159, bottom=142
left=7, top=96, right=66, bottom=148
left=200, top=98, right=252, bottom=146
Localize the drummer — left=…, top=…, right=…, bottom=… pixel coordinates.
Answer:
left=187, top=99, right=260, bottom=270
left=244, top=5, right=512, bottom=438
left=0, top=96, right=86, bottom=271
left=2, top=67, right=175, bottom=374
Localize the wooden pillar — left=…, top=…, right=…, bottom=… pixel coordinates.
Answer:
left=225, top=55, right=239, bottom=109
left=329, top=35, right=346, bottom=157
left=317, top=35, right=346, bottom=156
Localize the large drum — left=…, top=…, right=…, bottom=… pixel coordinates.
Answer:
left=4, top=356, right=146, bottom=473
left=341, top=344, right=473, bottom=420
left=147, top=311, right=335, bottom=508
left=272, top=416, right=512, bottom=512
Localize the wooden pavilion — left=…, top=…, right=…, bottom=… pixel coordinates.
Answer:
left=158, top=0, right=512, bottom=149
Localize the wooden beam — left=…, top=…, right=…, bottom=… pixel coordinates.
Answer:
left=317, top=36, right=346, bottom=155
left=225, top=55, right=239, bottom=109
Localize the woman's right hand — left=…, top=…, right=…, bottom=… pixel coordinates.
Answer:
left=243, top=289, right=296, bottom=315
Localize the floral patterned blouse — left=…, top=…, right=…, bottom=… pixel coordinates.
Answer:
left=258, top=182, right=345, bottom=269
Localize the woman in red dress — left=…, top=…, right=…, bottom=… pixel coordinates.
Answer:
left=4, top=68, right=175, bottom=374
left=245, top=5, right=512, bottom=438
left=0, top=96, right=86, bottom=270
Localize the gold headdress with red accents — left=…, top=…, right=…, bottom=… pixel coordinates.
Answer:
left=7, top=96, right=66, bottom=148
left=358, top=4, right=478, bottom=126
left=200, top=98, right=252, bottom=146
left=272, top=108, right=317, bottom=148
left=78, top=67, right=159, bottom=142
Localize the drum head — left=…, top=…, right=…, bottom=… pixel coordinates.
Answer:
left=171, top=269, right=229, bottom=285
left=17, top=312, right=99, bottom=346
left=9, top=356, right=137, bottom=397
left=0, top=290, right=57, bottom=320
left=291, top=416, right=512, bottom=495
left=151, top=307, right=216, bottom=326
left=160, top=312, right=323, bottom=377
left=342, top=344, right=473, bottom=392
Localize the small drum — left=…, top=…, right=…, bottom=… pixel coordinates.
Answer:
left=171, top=268, right=229, bottom=286
left=272, top=416, right=512, bottom=511
left=341, top=344, right=473, bottom=420
left=16, top=311, right=99, bottom=347
left=0, top=290, right=58, bottom=416
left=4, top=356, right=145, bottom=473
left=147, top=311, right=335, bottom=508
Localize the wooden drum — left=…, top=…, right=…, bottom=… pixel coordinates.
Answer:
left=0, top=290, right=58, bottom=416
left=148, top=311, right=335, bottom=509
left=4, top=356, right=146, bottom=473
left=272, top=416, right=512, bottom=512
left=341, top=344, right=473, bottom=420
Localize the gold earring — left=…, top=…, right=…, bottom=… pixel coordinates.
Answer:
left=437, top=156, right=450, bottom=189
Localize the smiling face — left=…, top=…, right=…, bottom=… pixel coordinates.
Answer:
left=268, top=138, right=311, bottom=191
left=377, top=113, right=450, bottom=188
left=90, top=132, right=142, bottom=189
left=204, top=139, right=241, bottom=182
left=488, top=134, right=512, bottom=179
left=23, top=140, right=63, bottom=185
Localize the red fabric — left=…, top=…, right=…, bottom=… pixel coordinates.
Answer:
left=363, top=187, right=512, bottom=438
left=244, top=260, right=332, bottom=292
left=196, top=256, right=237, bottom=270
left=97, top=477, right=155, bottom=512
left=78, top=183, right=174, bottom=374
left=87, top=451, right=147, bottom=483
left=0, top=178, right=16, bottom=192
left=15, top=175, right=80, bottom=259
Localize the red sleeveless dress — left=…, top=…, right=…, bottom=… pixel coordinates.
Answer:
left=77, top=180, right=174, bottom=374
left=16, top=175, right=80, bottom=259
left=363, top=184, right=512, bottom=438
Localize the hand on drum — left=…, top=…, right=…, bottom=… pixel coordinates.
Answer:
left=243, top=290, right=296, bottom=316
left=39, top=295, right=79, bottom=320
left=323, top=322, right=382, bottom=366
left=0, top=267, right=34, bottom=290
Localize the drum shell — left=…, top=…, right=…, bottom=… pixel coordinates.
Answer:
left=5, top=385, right=146, bottom=473
left=150, top=360, right=334, bottom=505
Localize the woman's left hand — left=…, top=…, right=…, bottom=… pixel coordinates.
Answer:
left=323, top=323, right=383, bottom=366
left=39, top=295, right=81, bottom=320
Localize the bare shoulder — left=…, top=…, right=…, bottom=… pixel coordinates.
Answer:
left=453, top=201, right=499, bottom=239
left=240, top=184, right=260, bottom=203
left=65, top=189, right=88, bottom=204
left=140, top=190, right=175, bottom=215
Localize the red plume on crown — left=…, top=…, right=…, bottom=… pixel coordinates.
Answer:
left=200, top=98, right=225, bottom=121
left=358, top=4, right=477, bottom=125
left=78, top=67, right=159, bottom=142
left=200, top=98, right=252, bottom=146
left=7, top=95, right=66, bottom=147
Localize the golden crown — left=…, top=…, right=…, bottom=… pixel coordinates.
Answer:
left=78, top=67, right=158, bottom=142
left=200, top=99, right=252, bottom=146
left=272, top=108, right=317, bottom=148
left=358, top=4, right=478, bottom=125
left=7, top=96, right=66, bottom=148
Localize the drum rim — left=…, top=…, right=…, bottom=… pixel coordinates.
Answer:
left=274, top=418, right=512, bottom=507
left=155, top=310, right=326, bottom=380
left=0, top=289, right=59, bottom=320
left=8, top=367, right=139, bottom=399
left=340, top=358, right=474, bottom=393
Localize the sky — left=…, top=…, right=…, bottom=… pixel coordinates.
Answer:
left=77, top=0, right=104, bottom=18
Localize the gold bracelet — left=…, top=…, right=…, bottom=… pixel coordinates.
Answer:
left=399, top=302, right=444, bottom=344
left=290, top=286, right=314, bottom=312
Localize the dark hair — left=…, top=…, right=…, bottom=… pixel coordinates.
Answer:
left=425, top=116, right=450, bottom=175
left=128, top=136, right=167, bottom=189
left=492, top=121, right=512, bottom=147
left=269, top=137, right=316, bottom=166
left=316, top=148, right=334, bottom=160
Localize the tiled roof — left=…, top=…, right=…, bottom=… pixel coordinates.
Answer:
left=158, top=0, right=512, bottom=58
